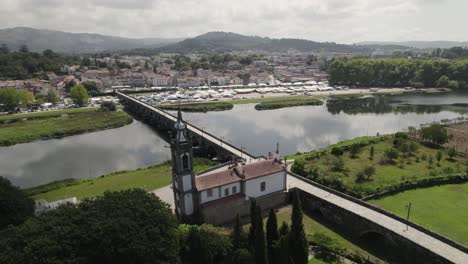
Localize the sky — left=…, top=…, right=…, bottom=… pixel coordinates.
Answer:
left=1, top=0, right=466, bottom=43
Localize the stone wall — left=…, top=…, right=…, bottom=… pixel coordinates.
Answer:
left=293, top=188, right=452, bottom=264
left=201, top=191, right=287, bottom=225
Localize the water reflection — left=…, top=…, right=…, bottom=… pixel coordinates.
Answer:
left=0, top=121, right=171, bottom=188
left=1, top=92, right=467, bottom=188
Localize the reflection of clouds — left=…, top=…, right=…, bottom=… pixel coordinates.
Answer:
left=0, top=121, right=171, bottom=188
left=185, top=102, right=464, bottom=157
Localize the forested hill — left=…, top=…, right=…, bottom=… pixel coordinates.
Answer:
left=154, top=32, right=408, bottom=54
left=0, top=27, right=181, bottom=54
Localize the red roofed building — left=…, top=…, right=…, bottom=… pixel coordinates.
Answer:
left=170, top=110, right=287, bottom=224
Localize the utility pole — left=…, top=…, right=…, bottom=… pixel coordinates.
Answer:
left=405, top=202, right=412, bottom=231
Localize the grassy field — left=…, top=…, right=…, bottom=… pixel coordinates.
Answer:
left=370, top=182, right=468, bottom=246
left=0, top=107, right=97, bottom=122
left=158, top=101, right=234, bottom=112
left=27, top=158, right=217, bottom=202
left=254, top=97, right=323, bottom=110
left=0, top=110, right=133, bottom=146
left=291, top=135, right=468, bottom=197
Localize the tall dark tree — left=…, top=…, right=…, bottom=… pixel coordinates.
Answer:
left=254, top=206, right=268, bottom=264
left=266, top=209, right=279, bottom=264
left=248, top=198, right=257, bottom=249
left=0, top=177, right=35, bottom=229
left=275, top=234, right=290, bottom=264
left=279, top=221, right=290, bottom=237
left=289, top=192, right=309, bottom=264
left=232, top=214, right=246, bottom=249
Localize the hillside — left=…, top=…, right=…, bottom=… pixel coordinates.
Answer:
left=0, top=27, right=181, bottom=53
left=359, top=41, right=468, bottom=49
left=156, top=31, right=407, bottom=54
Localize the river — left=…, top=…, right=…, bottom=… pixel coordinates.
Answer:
left=1, top=92, right=467, bottom=188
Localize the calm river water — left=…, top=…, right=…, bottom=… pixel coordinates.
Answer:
left=1, top=92, right=467, bottom=188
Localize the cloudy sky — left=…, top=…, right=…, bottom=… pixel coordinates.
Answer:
left=1, top=0, right=466, bottom=43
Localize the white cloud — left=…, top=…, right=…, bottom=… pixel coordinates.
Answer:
left=0, top=0, right=467, bottom=42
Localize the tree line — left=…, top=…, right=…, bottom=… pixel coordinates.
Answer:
left=0, top=44, right=81, bottom=80
left=0, top=176, right=310, bottom=264
left=328, top=58, right=468, bottom=89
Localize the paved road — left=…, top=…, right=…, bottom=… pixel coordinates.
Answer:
left=287, top=175, right=468, bottom=264
left=117, top=92, right=256, bottom=160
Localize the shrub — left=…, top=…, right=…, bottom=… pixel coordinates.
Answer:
left=383, top=147, right=399, bottom=163
left=331, top=147, right=344, bottom=156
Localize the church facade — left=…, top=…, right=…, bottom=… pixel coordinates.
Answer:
left=171, top=110, right=288, bottom=224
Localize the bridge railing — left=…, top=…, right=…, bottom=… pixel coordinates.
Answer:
left=118, top=92, right=256, bottom=160
left=287, top=171, right=468, bottom=254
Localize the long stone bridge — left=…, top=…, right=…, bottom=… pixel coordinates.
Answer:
left=116, top=91, right=468, bottom=263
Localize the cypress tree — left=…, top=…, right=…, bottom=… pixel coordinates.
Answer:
left=289, top=192, right=309, bottom=264
left=276, top=234, right=290, bottom=264
left=266, top=209, right=279, bottom=264
left=254, top=205, right=268, bottom=264
left=232, top=214, right=244, bottom=249
left=248, top=199, right=257, bottom=250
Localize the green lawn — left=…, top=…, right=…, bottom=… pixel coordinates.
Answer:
left=0, top=107, right=97, bottom=122
left=27, top=158, right=217, bottom=202
left=254, top=97, right=323, bottom=110
left=292, top=136, right=468, bottom=197
left=0, top=110, right=133, bottom=146
left=370, top=182, right=468, bottom=246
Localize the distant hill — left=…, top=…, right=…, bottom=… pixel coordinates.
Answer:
left=156, top=32, right=405, bottom=54
left=359, top=41, right=468, bottom=49
left=0, top=27, right=181, bottom=54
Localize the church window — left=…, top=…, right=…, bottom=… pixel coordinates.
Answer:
left=182, top=154, right=189, bottom=171
left=232, top=186, right=237, bottom=194
left=224, top=188, right=230, bottom=196
left=207, top=189, right=213, bottom=198
left=260, top=182, right=266, bottom=192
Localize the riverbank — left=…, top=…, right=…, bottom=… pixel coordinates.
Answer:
left=370, top=182, right=468, bottom=247
left=0, top=109, right=133, bottom=146
left=26, top=158, right=217, bottom=202
left=290, top=134, right=468, bottom=198
left=155, top=88, right=449, bottom=112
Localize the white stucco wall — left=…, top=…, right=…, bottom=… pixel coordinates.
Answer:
left=199, top=182, right=241, bottom=204
left=244, top=171, right=286, bottom=198
left=182, top=174, right=192, bottom=192
left=184, top=193, right=193, bottom=215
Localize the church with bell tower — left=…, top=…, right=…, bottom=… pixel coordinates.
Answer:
left=171, top=110, right=198, bottom=222
left=171, top=109, right=287, bottom=224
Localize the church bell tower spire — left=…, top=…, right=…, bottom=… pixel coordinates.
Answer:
left=171, top=109, right=197, bottom=222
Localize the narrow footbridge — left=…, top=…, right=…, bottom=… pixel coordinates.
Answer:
left=117, top=91, right=468, bottom=263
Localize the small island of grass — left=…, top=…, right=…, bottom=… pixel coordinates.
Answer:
left=158, top=102, right=234, bottom=112
left=0, top=108, right=133, bottom=146
left=254, top=97, right=323, bottom=110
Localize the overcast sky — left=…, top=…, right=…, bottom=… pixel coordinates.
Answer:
left=1, top=0, right=466, bottom=43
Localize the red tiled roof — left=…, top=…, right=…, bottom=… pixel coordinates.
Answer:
left=195, top=160, right=284, bottom=191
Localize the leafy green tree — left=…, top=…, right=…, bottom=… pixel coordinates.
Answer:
left=99, top=101, right=117, bottom=112
left=421, top=124, right=448, bottom=144
left=17, top=90, right=35, bottom=108
left=0, top=87, right=20, bottom=111
left=447, top=147, right=457, bottom=161
left=428, top=155, right=434, bottom=168
left=369, top=146, right=375, bottom=160
left=349, top=144, right=360, bottom=159
left=0, top=189, right=179, bottom=264
left=436, top=151, right=443, bottom=166
left=289, top=192, right=308, bottom=264
left=436, top=75, right=450, bottom=88
left=331, top=147, right=343, bottom=156
left=331, top=156, right=345, bottom=172
left=81, top=81, right=99, bottom=93
left=70, top=84, right=89, bottom=107
left=266, top=209, right=279, bottom=264
left=46, top=91, right=59, bottom=105
left=0, top=177, right=35, bottom=229
left=384, top=147, right=399, bottom=163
